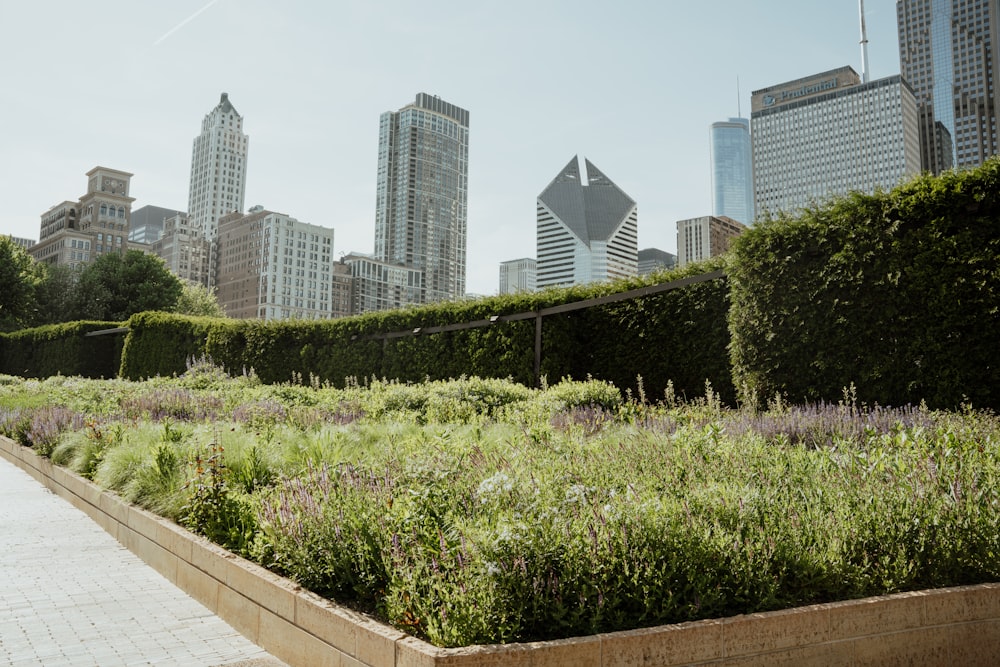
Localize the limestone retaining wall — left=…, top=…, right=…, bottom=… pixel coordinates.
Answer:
left=2, top=436, right=998, bottom=666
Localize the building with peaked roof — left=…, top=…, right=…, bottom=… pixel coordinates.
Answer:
left=710, top=118, right=755, bottom=225
left=535, top=156, right=638, bottom=289
left=897, top=0, right=1000, bottom=173
left=187, top=93, right=248, bottom=245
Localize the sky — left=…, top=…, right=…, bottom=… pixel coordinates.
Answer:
left=0, top=1, right=903, bottom=296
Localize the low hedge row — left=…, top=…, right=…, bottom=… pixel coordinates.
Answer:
left=0, top=321, right=124, bottom=379
left=118, top=259, right=733, bottom=404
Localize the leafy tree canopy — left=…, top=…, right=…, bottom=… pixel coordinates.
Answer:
left=0, top=236, right=44, bottom=332
left=172, top=280, right=227, bottom=318
left=71, top=250, right=183, bottom=322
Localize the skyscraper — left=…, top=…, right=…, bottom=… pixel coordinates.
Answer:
left=536, top=156, right=638, bottom=289
left=499, top=257, right=537, bottom=294
left=751, top=66, right=921, bottom=216
left=710, top=118, right=755, bottom=225
left=897, top=0, right=1000, bottom=173
left=374, top=93, right=469, bottom=304
left=187, top=93, right=249, bottom=243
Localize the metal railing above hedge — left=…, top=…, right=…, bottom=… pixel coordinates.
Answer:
left=356, top=269, right=727, bottom=385
left=81, top=269, right=727, bottom=387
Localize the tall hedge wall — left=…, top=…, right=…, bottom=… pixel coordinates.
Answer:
left=728, top=158, right=1000, bottom=410
left=0, top=321, right=124, bottom=379
left=117, top=266, right=732, bottom=402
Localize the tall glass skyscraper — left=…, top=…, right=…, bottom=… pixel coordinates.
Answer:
left=374, top=93, right=469, bottom=304
left=709, top=118, right=755, bottom=225
left=898, top=0, right=1000, bottom=173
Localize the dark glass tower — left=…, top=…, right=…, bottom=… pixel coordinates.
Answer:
left=897, top=0, right=1000, bottom=172
left=374, top=93, right=469, bottom=304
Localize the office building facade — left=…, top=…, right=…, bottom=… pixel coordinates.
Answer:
left=498, top=257, right=537, bottom=294
left=187, top=93, right=248, bottom=243
left=374, top=93, right=469, bottom=306
left=216, top=207, right=335, bottom=320
left=29, top=167, right=134, bottom=269
left=676, top=215, right=747, bottom=267
left=897, top=0, right=1000, bottom=173
left=536, top=156, right=638, bottom=289
left=751, top=66, right=921, bottom=216
left=710, top=118, right=755, bottom=225
left=638, top=248, right=677, bottom=276
left=129, top=205, right=185, bottom=245
left=343, top=253, right=424, bottom=315
left=152, top=213, right=211, bottom=285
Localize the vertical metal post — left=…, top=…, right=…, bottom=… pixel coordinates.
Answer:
left=534, top=313, right=543, bottom=387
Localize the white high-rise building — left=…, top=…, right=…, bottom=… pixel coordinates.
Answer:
left=751, top=66, right=921, bottom=217
left=215, top=206, right=334, bottom=320
left=499, top=257, right=536, bottom=294
left=536, top=156, right=638, bottom=289
left=187, top=93, right=249, bottom=244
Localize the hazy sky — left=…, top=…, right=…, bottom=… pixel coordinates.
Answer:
left=0, top=1, right=902, bottom=295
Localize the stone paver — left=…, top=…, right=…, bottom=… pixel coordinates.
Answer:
left=0, top=457, right=286, bottom=667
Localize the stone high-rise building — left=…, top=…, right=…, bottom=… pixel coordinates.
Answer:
left=187, top=93, right=248, bottom=243
left=216, top=207, right=335, bottom=320
left=29, top=167, right=134, bottom=269
left=498, top=257, right=537, bottom=294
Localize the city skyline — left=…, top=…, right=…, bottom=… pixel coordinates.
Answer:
left=1, top=1, right=904, bottom=296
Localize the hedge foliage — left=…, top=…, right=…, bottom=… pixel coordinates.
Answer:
left=115, top=263, right=732, bottom=404
left=0, top=321, right=124, bottom=379
left=729, top=158, right=1000, bottom=410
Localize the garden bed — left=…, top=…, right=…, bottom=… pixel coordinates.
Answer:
left=1, top=365, right=999, bottom=653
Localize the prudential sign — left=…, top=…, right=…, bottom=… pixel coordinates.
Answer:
left=762, top=78, right=838, bottom=107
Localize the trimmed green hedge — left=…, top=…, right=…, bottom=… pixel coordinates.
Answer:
left=116, top=265, right=732, bottom=403
left=0, top=321, right=124, bottom=379
left=729, top=159, right=1000, bottom=410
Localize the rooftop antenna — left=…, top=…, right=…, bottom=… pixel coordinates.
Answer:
left=859, top=0, right=871, bottom=83
left=737, top=76, right=742, bottom=117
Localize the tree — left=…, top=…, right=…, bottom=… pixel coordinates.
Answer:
left=34, top=264, right=81, bottom=326
left=71, top=250, right=183, bottom=322
left=0, top=236, right=44, bottom=331
left=173, top=280, right=227, bottom=318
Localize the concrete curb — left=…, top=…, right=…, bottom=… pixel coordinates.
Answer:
left=2, top=436, right=998, bottom=666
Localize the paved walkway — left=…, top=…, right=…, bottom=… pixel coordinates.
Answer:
left=0, top=457, right=286, bottom=667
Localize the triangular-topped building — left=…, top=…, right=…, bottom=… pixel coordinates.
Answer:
left=536, top=156, right=637, bottom=288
